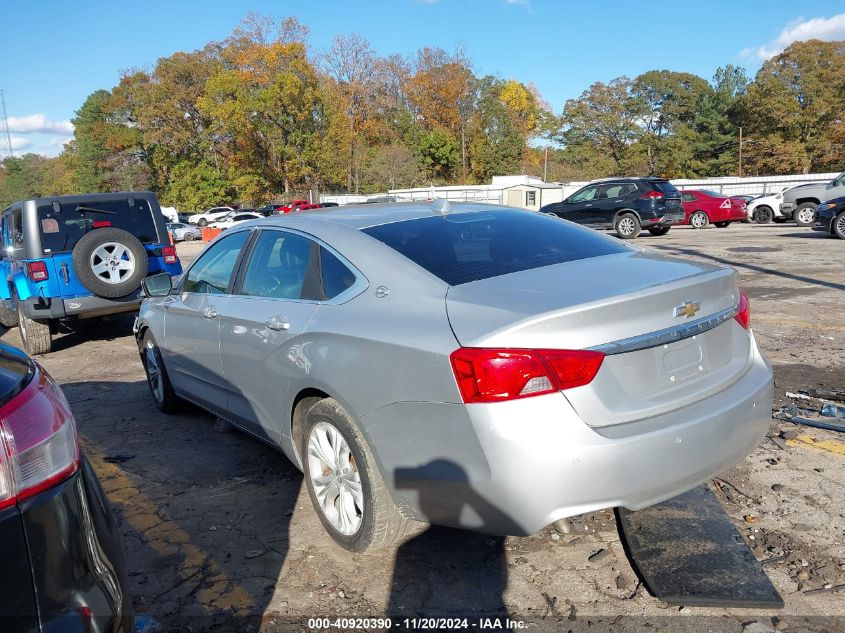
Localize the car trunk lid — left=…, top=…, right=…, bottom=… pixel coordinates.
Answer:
left=446, top=251, right=751, bottom=427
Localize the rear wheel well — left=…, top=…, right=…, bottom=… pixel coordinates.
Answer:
left=614, top=208, right=640, bottom=221
left=795, top=198, right=819, bottom=207
left=290, top=388, right=330, bottom=466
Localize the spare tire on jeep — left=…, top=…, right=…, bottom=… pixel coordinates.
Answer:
left=72, top=228, right=149, bottom=298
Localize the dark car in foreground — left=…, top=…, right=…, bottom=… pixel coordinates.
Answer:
left=813, top=196, right=845, bottom=239
left=540, top=177, right=684, bottom=239
left=135, top=201, right=772, bottom=553
left=0, top=342, right=132, bottom=632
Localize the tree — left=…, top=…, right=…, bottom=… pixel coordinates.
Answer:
left=360, top=143, right=422, bottom=192
left=467, top=78, right=524, bottom=182
left=735, top=40, right=845, bottom=173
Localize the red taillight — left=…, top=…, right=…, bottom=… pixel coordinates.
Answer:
left=450, top=348, right=605, bottom=404
left=26, top=261, right=48, bottom=282
left=162, top=245, right=177, bottom=265
left=0, top=367, right=79, bottom=510
left=641, top=191, right=664, bottom=200
left=734, top=291, right=751, bottom=330
left=92, top=220, right=112, bottom=228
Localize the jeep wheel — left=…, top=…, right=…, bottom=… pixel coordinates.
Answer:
left=72, top=227, right=148, bottom=299
left=16, top=300, right=51, bottom=355
left=793, top=203, right=816, bottom=228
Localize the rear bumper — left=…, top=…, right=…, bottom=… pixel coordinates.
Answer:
left=21, top=292, right=141, bottom=321
left=368, top=335, right=774, bottom=536
left=1, top=456, right=133, bottom=632
left=657, top=210, right=685, bottom=226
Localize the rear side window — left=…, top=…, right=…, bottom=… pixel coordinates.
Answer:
left=38, top=199, right=159, bottom=253
left=320, top=248, right=356, bottom=299
left=362, top=210, right=627, bottom=286
left=652, top=181, right=679, bottom=195
left=682, top=193, right=697, bottom=202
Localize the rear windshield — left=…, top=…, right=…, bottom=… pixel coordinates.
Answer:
left=38, top=199, right=159, bottom=253
left=362, top=209, right=626, bottom=286
left=652, top=181, right=680, bottom=195
left=700, top=189, right=726, bottom=198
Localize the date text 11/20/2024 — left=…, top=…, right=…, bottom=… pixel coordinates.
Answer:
left=308, top=617, right=528, bottom=630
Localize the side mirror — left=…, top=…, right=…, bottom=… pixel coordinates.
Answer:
left=141, top=273, right=173, bottom=297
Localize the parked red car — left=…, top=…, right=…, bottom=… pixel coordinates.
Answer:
left=680, top=190, right=747, bottom=229
left=276, top=199, right=311, bottom=213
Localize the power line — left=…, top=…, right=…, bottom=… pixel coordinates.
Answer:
left=0, top=89, right=12, bottom=159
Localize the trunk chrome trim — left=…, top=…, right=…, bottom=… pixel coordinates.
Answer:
left=589, top=304, right=739, bottom=356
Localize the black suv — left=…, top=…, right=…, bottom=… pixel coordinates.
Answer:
left=540, top=177, right=684, bottom=239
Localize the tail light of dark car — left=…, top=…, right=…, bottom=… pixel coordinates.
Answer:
left=734, top=291, right=751, bottom=330
left=0, top=366, right=79, bottom=510
left=162, top=246, right=178, bottom=265
left=26, top=261, right=49, bottom=282
left=641, top=191, right=664, bottom=200
left=450, top=348, right=605, bottom=404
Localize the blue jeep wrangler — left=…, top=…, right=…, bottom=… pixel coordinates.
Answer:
left=0, top=192, right=182, bottom=354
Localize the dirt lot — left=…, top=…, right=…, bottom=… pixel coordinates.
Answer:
left=3, top=223, right=844, bottom=632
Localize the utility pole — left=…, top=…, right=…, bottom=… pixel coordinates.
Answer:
left=0, top=89, right=13, bottom=159
left=543, top=147, right=549, bottom=181
left=738, top=127, right=743, bottom=177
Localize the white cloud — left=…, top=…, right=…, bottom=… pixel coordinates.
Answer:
left=9, top=135, right=33, bottom=151
left=747, top=13, right=845, bottom=60
left=6, top=113, right=74, bottom=135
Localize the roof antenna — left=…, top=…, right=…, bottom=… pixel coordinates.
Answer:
left=431, top=198, right=452, bottom=216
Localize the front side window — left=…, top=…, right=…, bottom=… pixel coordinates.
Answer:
left=568, top=185, right=598, bottom=203
left=240, top=230, right=320, bottom=300
left=183, top=231, right=249, bottom=294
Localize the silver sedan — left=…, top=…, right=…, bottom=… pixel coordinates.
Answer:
left=135, top=201, right=773, bottom=552
left=166, top=222, right=202, bottom=242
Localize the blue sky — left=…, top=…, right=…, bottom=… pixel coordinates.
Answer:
left=2, top=1, right=844, bottom=157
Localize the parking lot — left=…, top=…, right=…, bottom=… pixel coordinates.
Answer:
left=3, top=222, right=843, bottom=632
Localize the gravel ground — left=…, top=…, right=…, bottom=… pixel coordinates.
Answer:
left=3, top=223, right=844, bottom=633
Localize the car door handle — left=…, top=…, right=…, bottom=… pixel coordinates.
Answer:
left=265, top=316, right=290, bottom=331
left=202, top=305, right=218, bottom=320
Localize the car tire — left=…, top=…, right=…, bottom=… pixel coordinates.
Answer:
left=647, top=226, right=671, bottom=236
left=15, top=298, right=51, bottom=355
left=714, top=221, right=730, bottom=228
left=72, top=228, right=149, bottom=299
left=614, top=214, right=641, bottom=239
left=753, top=206, right=774, bottom=224
left=690, top=211, right=709, bottom=229
left=0, top=294, right=18, bottom=328
left=302, top=398, right=408, bottom=552
left=197, top=218, right=208, bottom=227
left=140, top=330, right=181, bottom=413
left=793, top=203, right=816, bottom=227
left=183, top=232, right=194, bottom=242
left=833, top=211, right=845, bottom=240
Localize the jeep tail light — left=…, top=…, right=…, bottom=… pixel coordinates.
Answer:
left=450, top=348, right=605, bottom=404
left=641, top=191, right=664, bottom=199
left=27, top=261, right=48, bottom=282
left=734, top=291, right=750, bottom=330
left=162, top=246, right=177, bottom=265
left=0, top=366, right=80, bottom=510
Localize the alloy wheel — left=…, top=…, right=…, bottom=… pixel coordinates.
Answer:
left=618, top=217, right=636, bottom=236
left=835, top=213, right=845, bottom=238
left=90, top=242, right=136, bottom=285
left=307, top=421, right=364, bottom=536
left=691, top=212, right=707, bottom=229
left=797, top=207, right=815, bottom=225
left=145, top=342, right=164, bottom=403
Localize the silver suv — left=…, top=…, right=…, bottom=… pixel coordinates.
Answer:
left=780, top=171, right=845, bottom=227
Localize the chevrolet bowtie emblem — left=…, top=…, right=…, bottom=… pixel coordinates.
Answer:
left=674, top=300, right=701, bottom=319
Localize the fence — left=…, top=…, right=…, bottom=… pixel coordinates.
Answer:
left=319, top=171, right=842, bottom=205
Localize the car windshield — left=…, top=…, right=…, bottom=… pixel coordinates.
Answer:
left=38, top=198, right=159, bottom=253
left=362, top=209, right=627, bottom=286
